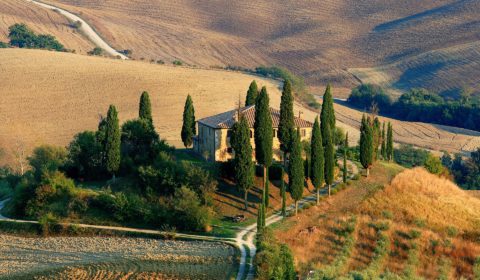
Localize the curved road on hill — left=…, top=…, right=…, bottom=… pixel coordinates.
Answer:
left=26, top=0, right=128, bottom=59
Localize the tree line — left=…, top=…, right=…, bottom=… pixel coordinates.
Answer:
left=348, top=84, right=480, bottom=132
left=4, top=23, right=66, bottom=52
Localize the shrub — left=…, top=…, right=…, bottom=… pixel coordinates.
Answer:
left=157, top=60, right=164, bottom=64
left=0, top=181, right=12, bottom=199
left=8, top=23, right=65, bottom=51
left=88, top=47, right=104, bottom=56
left=268, top=164, right=284, bottom=180
left=413, top=218, right=426, bottom=228
left=474, top=258, right=480, bottom=279
left=38, top=212, right=61, bottom=236
left=446, top=226, right=458, bottom=237
left=0, top=42, right=8, bottom=48
left=408, top=229, right=421, bottom=240
left=173, top=60, right=183, bottom=66
left=382, top=210, right=393, bottom=219
left=173, top=186, right=211, bottom=231
left=28, top=145, right=67, bottom=181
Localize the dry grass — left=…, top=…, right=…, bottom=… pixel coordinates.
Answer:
left=274, top=164, right=480, bottom=279
left=0, top=0, right=93, bottom=53
left=25, top=0, right=480, bottom=96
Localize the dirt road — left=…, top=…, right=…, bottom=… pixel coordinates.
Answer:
left=26, top=0, right=128, bottom=59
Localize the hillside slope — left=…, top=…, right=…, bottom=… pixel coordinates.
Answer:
left=274, top=165, right=480, bottom=279
left=0, top=0, right=93, bottom=53
left=31, top=0, right=480, bottom=96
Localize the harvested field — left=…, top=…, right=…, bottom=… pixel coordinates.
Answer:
left=31, top=0, right=480, bottom=95
left=1, top=49, right=479, bottom=169
left=0, top=0, right=93, bottom=54
left=0, top=235, right=236, bottom=279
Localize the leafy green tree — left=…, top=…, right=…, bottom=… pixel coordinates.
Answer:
left=289, top=129, right=304, bottom=215
left=381, top=122, right=386, bottom=159
left=245, top=80, right=259, bottom=106
left=386, top=122, right=394, bottom=161
left=181, top=95, right=196, bottom=148
left=8, top=23, right=36, bottom=48
left=173, top=186, right=211, bottom=231
left=360, top=115, right=374, bottom=176
left=66, top=131, right=103, bottom=180
left=139, top=91, right=153, bottom=124
left=104, top=105, right=121, bottom=180
left=278, top=80, right=295, bottom=160
left=343, top=133, right=348, bottom=183
left=324, top=124, right=335, bottom=195
left=310, top=117, right=324, bottom=205
left=254, top=87, right=273, bottom=207
left=320, top=84, right=336, bottom=146
left=28, top=145, right=67, bottom=181
left=121, top=118, right=161, bottom=171
left=424, top=154, right=444, bottom=175
left=231, top=116, right=254, bottom=210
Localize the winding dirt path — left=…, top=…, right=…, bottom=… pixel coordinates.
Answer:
left=25, top=0, right=128, bottom=59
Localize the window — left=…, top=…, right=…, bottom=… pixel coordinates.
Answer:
left=273, top=129, right=276, bottom=138
left=301, top=129, right=306, bottom=137
left=227, top=129, right=232, bottom=138
left=227, top=147, right=233, bottom=154
left=250, top=130, right=253, bottom=138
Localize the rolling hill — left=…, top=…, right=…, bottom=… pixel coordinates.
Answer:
left=24, top=0, right=480, bottom=97
left=1, top=48, right=479, bottom=169
left=274, top=164, right=480, bottom=279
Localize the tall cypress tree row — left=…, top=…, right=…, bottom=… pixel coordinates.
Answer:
left=278, top=80, right=295, bottom=164
left=360, top=115, right=374, bottom=176
left=386, top=122, right=394, bottom=161
left=343, top=133, right=348, bottom=183
left=381, top=122, right=386, bottom=160
left=324, top=124, right=335, bottom=196
left=181, top=95, right=196, bottom=148
left=320, top=84, right=336, bottom=146
left=281, top=168, right=286, bottom=217
left=104, top=105, right=121, bottom=180
left=289, top=128, right=304, bottom=215
left=373, top=117, right=381, bottom=161
left=254, top=87, right=273, bottom=208
left=139, top=91, right=153, bottom=124
left=245, top=80, right=259, bottom=106
left=310, top=116, right=324, bottom=205
left=231, top=115, right=254, bottom=210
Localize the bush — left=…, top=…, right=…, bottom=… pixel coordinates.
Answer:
left=382, top=210, right=393, bottom=219
left=348, top=84, right=392, bottom=111
left=269, top=164, right=284, bottom=180
left=28, top=145, right=67, bottom=181
left=408, top=229, right=421, bottom=240
left=38, top=212, right=61, bottom=236
left=173, top=60, right=183, bottom=66
left=8, top=23, right=65, bottom=51
left=88, top=47, right=104, bottom=56
left=173, top=186, right=211, bottom=231
left=0, top=42, right=8, bottom=48
left=446, top=226, right=458, bottom=237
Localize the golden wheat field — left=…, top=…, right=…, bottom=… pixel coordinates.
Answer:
left=274, top=164, right=480, bottom=279
left=1, top=49, right=479, bottom=168
left=0, top=0, right=93, bottom=53
left=36, top=0, right=480, bottom=96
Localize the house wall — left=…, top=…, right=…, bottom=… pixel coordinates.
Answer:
left=213, top=127, right=313, bottom=162
left=194, top=123, right=218, bottom=161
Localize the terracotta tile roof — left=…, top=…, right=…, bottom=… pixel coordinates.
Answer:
left=198, top=105, right=313, bottom=129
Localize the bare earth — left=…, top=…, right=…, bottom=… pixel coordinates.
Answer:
left=0, top=235, right=236, bottom=279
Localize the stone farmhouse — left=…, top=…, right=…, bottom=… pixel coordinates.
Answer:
left=194, top=105, right=313, bottom=162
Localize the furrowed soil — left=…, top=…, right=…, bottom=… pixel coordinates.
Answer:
left=0, top=235, right=236, bottom=280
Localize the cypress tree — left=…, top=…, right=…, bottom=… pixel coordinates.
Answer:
left=343, top=133, right=348, bottom=183
left=310, top=116, right=324, bottom=205
left=257, top=202, right=264, bottom=233
left=104, top=105, right=121, bottom=180
left=324, top=124, right=335, bottom=196
left=386, top=122, right=394, bottom=161
left=381, top=122, right=386, bottom=160
left=278, top=80, right=295, bottom=162
left=245, top=80, right=259, bottom=106
left=139, top=91, right=153, bottom=124
left=360, top=115, right=374, bottom=176
left=372, top=117, right=381, bottom=161
left=254, top=86, right=273, bottom=208
left=320, top=84, right=336, bottom=146
left=281, top=168, right=286, bottom=217
left=231, top=116, right=254, bottom=210
left=181, top=95, right=196, bottom=148
left=289, top=128, right=304, bottom=215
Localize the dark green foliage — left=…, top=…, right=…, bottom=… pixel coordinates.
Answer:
left=281, top=168, right=286, bottom=217
left=257, top=202, right=265, bottom=233
left=181, top=95, right=196, bottom=148
left=447, top=149, right=480, bottom=189
left=0, top=42, right=8, bottom=48
left=324, top=125, right=335, bottom=187
left=278, top=80, right=295, bottom=153
left=245, top=80, right=259, bottom=106
left=310, top=117, right=324, bottom=190
left=372, top=117, right=381, bottom=161
left=28, top=145, right=67, bottom=181
left=360, top=115, right=374, bottom=174
left=8, top=23, right=65, bottom=51
left=173, top=186, right=211, bottom=231
left=65, top=131, right=104, bottom=180
left=394, top=144, right=430, bottom=168
left=348, top=84, right=392, bottom=111
left=254, top=87, right=273, bottom=167
left=254, top=229, right=296, bottom=280
left=381, top=122, right=387, bottom=159
left=320, top=84, right=336, bottom=146
left=104, top=105, right=121, bottom=176
left=424, top=154, right=445, bottom=175
left=289, top=129, right=304, bottom=212
left=386, top=122, right=394, bottom=161
left=173, top=60, right=183, bottom=66
left=88, top=47, right=103, bottom=56
left=139, top=91, right=153, bottom=124
left=121, top=118, right=162, bottom=171
left=231, top=116, right=254, bottom=209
